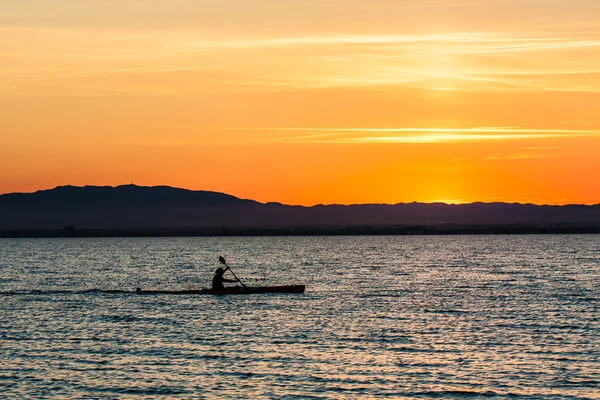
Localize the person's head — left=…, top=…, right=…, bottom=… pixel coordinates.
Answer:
left=215, top=267, right=225, bottom=276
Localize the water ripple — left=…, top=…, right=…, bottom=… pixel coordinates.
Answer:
left=1, top=235, right=599, bottom=399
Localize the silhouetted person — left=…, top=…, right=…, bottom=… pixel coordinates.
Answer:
left=212, top=267, right=238, bottom=290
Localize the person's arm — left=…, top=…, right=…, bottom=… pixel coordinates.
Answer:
left=223, top=278, right=239, bottom=283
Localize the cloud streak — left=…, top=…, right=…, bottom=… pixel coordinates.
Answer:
left=2, top=24, right=600, bottom=93
left=235, top=127, right=600, bottom=144
left=0, top=65, right=222, bottom=84
left=178, top=33, right=600, bottom=52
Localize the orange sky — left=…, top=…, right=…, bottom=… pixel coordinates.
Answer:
left=1, top=0, right=599, bottom=205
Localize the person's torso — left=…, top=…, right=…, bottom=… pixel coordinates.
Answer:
left=212, top=275, right=224, bottom=290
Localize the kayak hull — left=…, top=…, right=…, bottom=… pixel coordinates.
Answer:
left=136, top=285, right=305, bottom=295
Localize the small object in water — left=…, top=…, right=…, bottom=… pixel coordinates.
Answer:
left=135, top=285, right=305, bottom=295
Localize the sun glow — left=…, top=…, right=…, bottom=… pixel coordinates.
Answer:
left=428, top=199, right=467, bottom=205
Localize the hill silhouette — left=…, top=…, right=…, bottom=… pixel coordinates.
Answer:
left=1, top=184, right=599, bottom=235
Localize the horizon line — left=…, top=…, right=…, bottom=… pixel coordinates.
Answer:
left=1, top=183, right=598, bottom=208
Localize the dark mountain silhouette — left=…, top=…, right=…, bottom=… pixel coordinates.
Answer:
left=0, top=184, right=254, bottom=207
left=1, top=184, right=599, bottom=234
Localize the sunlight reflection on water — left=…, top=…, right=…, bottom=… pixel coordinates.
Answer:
left=1, top=235, right=599, bottom=398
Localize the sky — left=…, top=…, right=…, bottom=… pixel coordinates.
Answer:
left=1, top=0, right=599, bottom=205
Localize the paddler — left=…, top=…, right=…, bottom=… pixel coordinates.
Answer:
left=212, top=267, right=239, bottom=290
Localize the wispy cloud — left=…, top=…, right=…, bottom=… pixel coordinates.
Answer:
left=0, top=65, right=222, bottom=84
left=2, top=24, right=600, bottom=93
left=10, top=26, right=595, bottom=53
left=359, top=1, right=498, bottom=11
left=179, top=33, right=600, bottom=51
left=234, top=127, right=600, bottom=144
left=485, top=153, right=536, bottom=161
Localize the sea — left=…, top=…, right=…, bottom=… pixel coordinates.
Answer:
left=1, top=235, right=598, bottom=399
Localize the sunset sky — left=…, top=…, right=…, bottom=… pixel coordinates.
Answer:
left=1, top=0, right=599, bottom=205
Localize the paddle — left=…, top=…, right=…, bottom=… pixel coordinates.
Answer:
left=218, top=256, right=249, bottom=292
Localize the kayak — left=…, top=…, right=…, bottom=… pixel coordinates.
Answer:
left=135, top=285, right=305, bottom=295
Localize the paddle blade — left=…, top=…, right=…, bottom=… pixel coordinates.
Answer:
left=218, top=256, right=226, bottom=265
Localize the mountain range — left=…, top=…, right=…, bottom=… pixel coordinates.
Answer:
left=1, top=184, right=599, bottom=235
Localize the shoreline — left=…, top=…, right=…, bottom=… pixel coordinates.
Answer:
left=2, top=224, right=600, bottom=238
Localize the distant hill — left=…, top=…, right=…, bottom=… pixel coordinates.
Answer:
left=1, top=184, right=600, bottom=234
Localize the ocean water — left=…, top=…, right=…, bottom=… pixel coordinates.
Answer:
left=1, top=235, right=599, bottom=399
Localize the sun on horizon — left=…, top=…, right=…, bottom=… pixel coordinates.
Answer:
left=1, top=1, right=599, bottom=206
